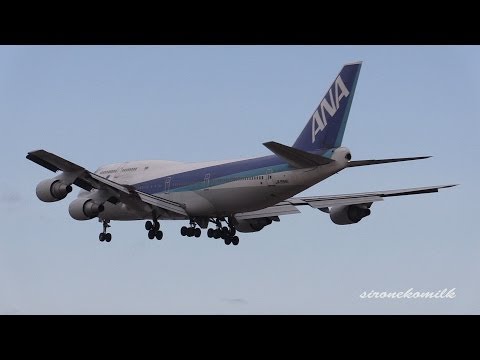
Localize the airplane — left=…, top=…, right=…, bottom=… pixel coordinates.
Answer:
left=26, top=61, right=456, bottom=246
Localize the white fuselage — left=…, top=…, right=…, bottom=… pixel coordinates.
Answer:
left=79, top=147, right=351, bottom=221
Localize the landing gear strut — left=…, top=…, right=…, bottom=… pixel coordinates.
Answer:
left=99, top=219, right=112, bottom=242
left=145, top=217, right=163, bottom=240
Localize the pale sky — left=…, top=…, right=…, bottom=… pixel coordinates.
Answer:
left=0, top=46, right=478, bottom=314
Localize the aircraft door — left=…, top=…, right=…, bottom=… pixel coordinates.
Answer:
left=204, top=173, right=210, bottom=190
left=165, top=177, right=171, bottom=193
left=266, top=169, right=274, bottom=186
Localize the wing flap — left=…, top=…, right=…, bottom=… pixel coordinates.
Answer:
left=289, top=184, right=457, bottom=209
left=290, top=185, right=457, bottom=208
left=303, top=196, right=383, bottom=208
left=235, top=204, right=300, bottom=220
left=89, top=172, right=188, bottom=216
left=89, top=172, right=132, bottom=193
left=364, top=184, right=458, bottom=197
left=136, top=191, right=188, bottom=215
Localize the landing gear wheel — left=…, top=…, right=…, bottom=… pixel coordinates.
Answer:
left=187, top=227, right=195, bottom=237
left=207, top=228, right=214, bottom=238
left=181, top=226, right=187, bottom=236
left=222, top=227, right=232, bottom=238
left=213, top=230, right=220, bottom=239
left=99, top=219, right=111, bottom=242
left=194, top=228, right=201, bottom=238
left=155, top=231, right=163, bottom=240
left=146, top=215, right=161, bottom=240
left=224, top=237, right=232, bottom=245
left=231, top=236, right=239, bottom=246
left=145, top=221, right=153, bottom=231
left=229, top=228, right=236, bottom=236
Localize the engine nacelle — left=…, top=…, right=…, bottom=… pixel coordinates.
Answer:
left=36, top=178, right=73, bottom=202
left=235, top=218, right=273, bottom=233
left=69, top=198, right=105, bottom=220
left=329, top=205, right=371, bottom=225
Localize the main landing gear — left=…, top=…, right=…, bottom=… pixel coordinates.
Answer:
left=145, top=219, right=163, bottom=240
left=99, top=219, right=112, bottom=242
left=180, top=220, right=201, bottom=238
left=206, top=218, right=239, bottom=246
left=180, top=218, right=239, bottom=245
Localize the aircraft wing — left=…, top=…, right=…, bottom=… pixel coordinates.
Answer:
left=26, top=149, right=188, bottom=216
left=235, top=184, right=457, bottom=220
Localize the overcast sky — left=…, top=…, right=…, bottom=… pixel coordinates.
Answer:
left=0, top=45, right=478, bottom=314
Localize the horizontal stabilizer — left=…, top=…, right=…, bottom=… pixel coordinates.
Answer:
left=347, top=156, right=431, bottom=167
left=263, top=141, right=333, bottom=168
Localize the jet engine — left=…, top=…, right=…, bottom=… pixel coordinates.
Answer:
left=235, top=217, right=274, bottom=233
left=36, top=178, right=72, bottom=202
left=69, top=198, right=105, bottom=220
left=329, top=204, right=371, bottom=225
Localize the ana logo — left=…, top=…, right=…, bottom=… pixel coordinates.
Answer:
left=311, top=75, right=350, bottom=143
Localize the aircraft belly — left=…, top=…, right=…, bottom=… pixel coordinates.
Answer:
left=100, top=201, right=147, bottom=221
left=168, top=191, right=216, bottom=216
left=195, top=185, right=304, bottom=215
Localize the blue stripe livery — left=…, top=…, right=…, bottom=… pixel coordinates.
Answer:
left=134, top=155, right=292, bottom=194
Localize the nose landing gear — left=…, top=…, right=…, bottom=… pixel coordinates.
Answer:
left=99, top=219, right=112, bottom=242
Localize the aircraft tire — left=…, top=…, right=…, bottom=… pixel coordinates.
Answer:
left=181, top=226, right=187, bottom=236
